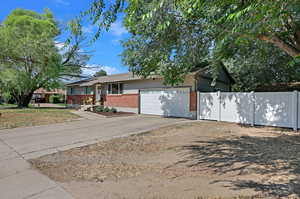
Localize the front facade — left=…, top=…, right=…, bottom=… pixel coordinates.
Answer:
left=66, top=66, right=233, bottom=119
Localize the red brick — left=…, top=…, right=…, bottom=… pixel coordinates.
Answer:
left=67, top=95, right=95, bottom=105
left=190, top=91, right=197, bottom=111
left=104, top=94, right=139, bottom=108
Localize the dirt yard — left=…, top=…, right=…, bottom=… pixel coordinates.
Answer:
left=30, top=121, right=300, bottom=199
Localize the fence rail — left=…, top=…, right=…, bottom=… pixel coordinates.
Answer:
left=198, top=91, right=299, bottom=130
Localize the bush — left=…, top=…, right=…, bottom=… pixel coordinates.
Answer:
left=94, top=106, right=104, bottom=112
left=93, top=106, right=118, bottom=113
left=103, top=107, right=110, bottom=112
left=110, top=107, right=117, bottom=113
left=49, top=94, right=64, bottom=104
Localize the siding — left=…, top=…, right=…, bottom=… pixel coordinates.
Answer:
left=121, top=76, right=195, bottom=94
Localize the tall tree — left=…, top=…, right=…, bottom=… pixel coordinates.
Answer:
left=0, top=9, right=89, bottom=107
left=93, top=69, right=107, bottom=77
left=84, top=0, right=300, bottom=85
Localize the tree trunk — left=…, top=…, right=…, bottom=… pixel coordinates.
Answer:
left=17, top=92, right=34, bottom=108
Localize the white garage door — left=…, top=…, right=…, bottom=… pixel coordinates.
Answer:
left=140, top=88, right=190, bottom=118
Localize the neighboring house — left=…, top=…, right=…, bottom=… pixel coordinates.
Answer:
left=66, top=65, right=234, bottom=119
left=33, top=88, right=66, bottom=103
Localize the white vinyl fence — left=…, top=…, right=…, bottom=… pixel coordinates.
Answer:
left=198, top=91, right=299, bottom=130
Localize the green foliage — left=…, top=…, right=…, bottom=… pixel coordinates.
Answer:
left=49, top=94, right=64, bottom=104
left=93, top=69, right=107, bottom=77
left=110, top=107, right=117, bottom=113
left=93, top=106, right=117, bottom=113
left=85, top=0, right=300, bottom=89
left=94, top=105, right=104, bottom=112
left=103, top=106, right=110, bottom=112
left=225, top=40, right=300, bottom=91
left=0, top=9, right=89, bottom=107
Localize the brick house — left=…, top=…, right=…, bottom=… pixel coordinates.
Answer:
left=66, top=65, right=234, bottom=119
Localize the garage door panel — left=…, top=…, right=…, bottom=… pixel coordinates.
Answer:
left=140, top=88, right=190, bottom=118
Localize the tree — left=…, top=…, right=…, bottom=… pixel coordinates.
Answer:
left=0, top=9, right=89, bottom=107
left=93, top=69, right=107, bottom=77
left=84, top=0, right=300, bottom=85
left=225, top=40, right=300, bottom=91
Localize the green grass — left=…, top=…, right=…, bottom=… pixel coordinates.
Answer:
left=0, top=103, right=17, bottom=109
left=0, top=107, right=80, bottom=130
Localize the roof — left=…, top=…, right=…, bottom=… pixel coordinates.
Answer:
left=80, top=72, right=145, bottom=86
left=65, top=79, right=94, bottom=87
left=66, top=63, right=234, bottom=87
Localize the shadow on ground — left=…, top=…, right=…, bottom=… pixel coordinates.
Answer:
left=177, top=133, right=300, bottom=198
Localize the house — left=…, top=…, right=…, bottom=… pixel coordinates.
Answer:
left=33, top=88, right=66, bottom=103
left=66, top=65, right=234, bottom=119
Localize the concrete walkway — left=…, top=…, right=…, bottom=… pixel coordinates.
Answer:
left=0, top=115, right=187, bottom=199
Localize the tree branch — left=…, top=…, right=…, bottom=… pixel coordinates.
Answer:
left=258, top=35, right=300, bottom=57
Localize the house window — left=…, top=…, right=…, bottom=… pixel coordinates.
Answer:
left=70, top=88, right=74, bottom=95
left=85, top=87, right=93, bottom=95
left=108, top=83, right=123, bottom=94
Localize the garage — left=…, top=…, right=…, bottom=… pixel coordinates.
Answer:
left=140, top=87, right=191, bottom=118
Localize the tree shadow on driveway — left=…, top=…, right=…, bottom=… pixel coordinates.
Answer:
left=177, top=134, right=300, bottom=198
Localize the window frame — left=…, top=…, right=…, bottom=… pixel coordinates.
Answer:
left=107, top=83, right=123, bottom=95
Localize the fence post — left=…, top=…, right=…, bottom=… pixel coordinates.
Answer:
left=293, top=90, right=298, bottom=131
left=218, top=91, right=221, bottom=121
left=197, top=91, right=200, bottom=120
left=250, top=91, right=255, bottom=126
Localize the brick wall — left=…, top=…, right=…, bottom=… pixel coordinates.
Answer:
left=104, top=94, right=139, bottom=108
left=67, top=95, right=95, bottom=105
left=190, top=91, right=197, bottom=111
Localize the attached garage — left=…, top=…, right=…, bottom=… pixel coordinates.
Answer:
left=140, top=87, right=191, bottom=118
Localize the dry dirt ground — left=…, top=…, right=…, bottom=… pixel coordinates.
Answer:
left=30, top=121, right=300, bottom=199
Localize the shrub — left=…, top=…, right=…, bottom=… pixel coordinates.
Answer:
left=49, top=94, right=64, bottom=104
left=103, top=107, right=110, bottom=112
left=94, top=106, right=104, bottom=112
left=110, top=107, right=117, bottom=113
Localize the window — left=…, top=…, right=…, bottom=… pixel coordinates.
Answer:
left=85, top=87, right=94, bottom=95
left=108, top=83, right=123, bottom=94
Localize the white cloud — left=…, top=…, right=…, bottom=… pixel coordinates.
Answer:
left=102, top=66, right=119, bottom=75
left=82, top=25, right=97, bottom=34
left=109, top=21, right=128, bottom=36
left=82, top=64, right=120, bottom=76
left=54, top=0, right=70, bottom=6
left=55, top=42, right=65, bottom=50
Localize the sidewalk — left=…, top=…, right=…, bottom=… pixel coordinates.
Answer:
left=0, top=139, right=74, bottom=199
left=71, top=110, right=106, bottom=120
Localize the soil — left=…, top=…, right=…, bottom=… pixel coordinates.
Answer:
left=30, top=121, right=300, bottom=199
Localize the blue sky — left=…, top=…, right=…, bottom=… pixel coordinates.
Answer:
left=1, top=0, right=130, bottom=76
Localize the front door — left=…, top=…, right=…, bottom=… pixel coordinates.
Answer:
left=95, top=84, right=105, bottom=105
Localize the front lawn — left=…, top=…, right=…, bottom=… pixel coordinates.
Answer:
left=0, top=107, right=80, bottom=129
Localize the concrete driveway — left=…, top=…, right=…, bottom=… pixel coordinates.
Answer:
left=0, top=114, right=187, bottom=199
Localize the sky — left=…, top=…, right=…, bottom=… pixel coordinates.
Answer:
left=1, top=0, right=130, bottom=77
